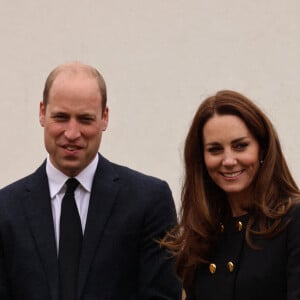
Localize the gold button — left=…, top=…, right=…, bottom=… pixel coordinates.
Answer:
left=219, top=223, right=224, bottom=233
left=209, top=263, right=216, bottom=274
left=236, top=221, right=243, bottom=231
left=227, top=261, right=235, bottom=272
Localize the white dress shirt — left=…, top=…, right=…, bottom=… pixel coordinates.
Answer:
left=46, top=155, right=99, bottom=252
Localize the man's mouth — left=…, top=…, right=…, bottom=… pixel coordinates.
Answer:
left=63, top=145, right=81, bottom=151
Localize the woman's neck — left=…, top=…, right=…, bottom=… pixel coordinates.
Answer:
left=227, top=192, right=251, bottom=217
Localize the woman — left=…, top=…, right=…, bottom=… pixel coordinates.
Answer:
left=163, top=90, right=300, bottom=300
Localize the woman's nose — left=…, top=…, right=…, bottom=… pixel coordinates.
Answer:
left=222, top=151, right=237, bottom=166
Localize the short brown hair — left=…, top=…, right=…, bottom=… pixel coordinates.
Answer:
left=43, top=62, right=107, bottom=113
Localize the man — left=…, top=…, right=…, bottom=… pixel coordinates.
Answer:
left=0, top=62, right=181, bottom=299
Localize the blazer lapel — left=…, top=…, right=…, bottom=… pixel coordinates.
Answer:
left=22, top=163, right=59, bottom=300
left=78, top=155, right=121, bottom=297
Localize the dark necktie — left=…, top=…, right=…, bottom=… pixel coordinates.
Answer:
left=59, top=178, right=82, bottom=300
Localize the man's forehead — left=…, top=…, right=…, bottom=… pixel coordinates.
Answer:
left=54, top=68, right=95, bottom=82
left=50, top=72, right=99, bottom=96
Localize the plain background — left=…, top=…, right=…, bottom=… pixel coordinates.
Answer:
left=1, top=1, right=300, bottom=209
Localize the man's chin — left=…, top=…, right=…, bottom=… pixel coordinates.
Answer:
left=59, top=162, right=82, bottom=177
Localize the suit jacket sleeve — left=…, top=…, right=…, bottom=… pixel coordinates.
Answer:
left=0, top=245, right=10, bottom=299
left=287, top=204, right=300, bottom=299
left=137, top=181, right=182, bottom=299
left=0, top=191, right=11, bottom=300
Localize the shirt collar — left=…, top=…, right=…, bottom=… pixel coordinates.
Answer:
left=46, top=154, right=99, bottom=198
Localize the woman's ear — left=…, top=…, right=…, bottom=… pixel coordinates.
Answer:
left=259, top=151, right=265, bottom=165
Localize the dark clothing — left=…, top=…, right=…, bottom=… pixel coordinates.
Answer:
left=0, top=154, right=182, bottom=300
left=187, top=205, right=300, bottom=300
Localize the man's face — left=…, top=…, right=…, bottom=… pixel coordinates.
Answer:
left=39, top=72, right=108, bottom=177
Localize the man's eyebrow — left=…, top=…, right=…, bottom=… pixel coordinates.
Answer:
left=50, top=111, right=68, bottom=115
left=78, top=113, right=96, bottom=117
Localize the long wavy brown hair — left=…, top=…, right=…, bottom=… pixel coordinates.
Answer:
left=162, top=90, right=300, bottom=288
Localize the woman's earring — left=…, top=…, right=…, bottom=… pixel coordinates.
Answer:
left=259, top=159, right=264, bottom=165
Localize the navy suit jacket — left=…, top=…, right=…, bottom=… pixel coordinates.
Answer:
left=0, top=154, right=181, bottom=299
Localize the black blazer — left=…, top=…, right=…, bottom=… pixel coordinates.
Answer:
left=186, top=205, right=300, bottom=300
left=0, top=154, right=181, bottom=300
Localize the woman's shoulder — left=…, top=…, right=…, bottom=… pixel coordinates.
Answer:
left=287, top=197, right=300, bottom=217
left=285, top=198, right=300, bottom=235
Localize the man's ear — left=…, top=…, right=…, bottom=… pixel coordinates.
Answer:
left=39, top=101, right=46, bottom=127
left=102, top=106, right=109, bottom=131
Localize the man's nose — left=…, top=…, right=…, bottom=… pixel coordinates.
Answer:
left=64, top=120, right=81, bottom=140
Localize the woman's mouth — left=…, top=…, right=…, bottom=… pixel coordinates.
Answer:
left=221, top=170, right=244, bottom=178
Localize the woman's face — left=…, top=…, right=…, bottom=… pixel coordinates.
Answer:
left=203, top=114, right=260, bottom=203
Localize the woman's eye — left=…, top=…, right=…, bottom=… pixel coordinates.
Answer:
left=207, top=147, right=222, bottom=154
left=234, top=142, right=248, bottom=150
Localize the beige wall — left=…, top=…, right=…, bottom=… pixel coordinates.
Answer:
left=1, top=1, right=300, bottom=208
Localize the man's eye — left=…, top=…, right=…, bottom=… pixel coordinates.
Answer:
left=53, top=115, right=67, bottom=121
left=80, top=117, right=94, bottom=123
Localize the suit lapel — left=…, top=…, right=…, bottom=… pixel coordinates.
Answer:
left=22, top=163, right=59, bottom=300
left=78, top=155, right=120, bottom=297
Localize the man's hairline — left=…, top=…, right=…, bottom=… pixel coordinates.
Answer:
left=43, top=67, right=105, bottom=111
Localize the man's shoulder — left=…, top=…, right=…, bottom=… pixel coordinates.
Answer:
left=0, top=163, right=45, bottom=197
left=1, top=174, right=30, bottom=194
left=105, top=160, right=176, bottom=220
left=110, top=160, right=169, bottom=190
